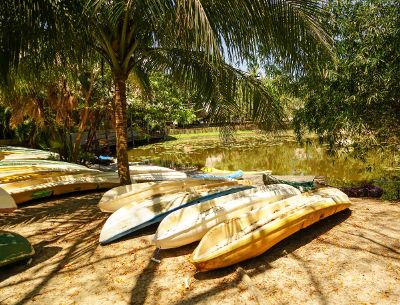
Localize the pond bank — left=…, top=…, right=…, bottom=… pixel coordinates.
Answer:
left=128, top=131, right=400, bottom=200
left=1, top=191, right=399, bottom=305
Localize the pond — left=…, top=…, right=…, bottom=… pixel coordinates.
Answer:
left=128, top=131, right=400, bottom=199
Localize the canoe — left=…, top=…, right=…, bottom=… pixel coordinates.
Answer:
left=98, top=179, right=252, bottom=213
left=201, top=167, right=272, bottom=175
left=99, top=185, right=254, bottom=244
left=0, top=231, right=35, bottom=267
left=263, top=174, right=325, bottom=192
left=153, top=184, right=300, bottom=249
left=128, top=171, right=188, bottom=182
left=1, top=172, right=120, bottom=204
left=192, top=170, right=243, bottom=180
left=99, top=181, right=159, bottom=205
left=190, top=187, right=351, bottom=271
left=0, top=146, right=59, bottom=160
left=0, top=146, right=54, bottom=153
left=128, top=165, right=176, bottom=174
left=0, top=187, right=17, bottom=212
left=0, top=160, right=93, bottom=171
left=0, top=168, right=97, bottom=184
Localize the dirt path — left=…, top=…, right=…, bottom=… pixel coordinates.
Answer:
left=0, top=193, right=399, bottom=305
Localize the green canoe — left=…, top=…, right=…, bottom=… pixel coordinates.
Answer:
left=0, top=231, right=35, bottom=267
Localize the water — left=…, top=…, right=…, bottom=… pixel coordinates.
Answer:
left=128, top=132, right=400, bottom=199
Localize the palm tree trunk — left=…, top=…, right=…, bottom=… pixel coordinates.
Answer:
left=114, top=74, right=132, bottom=185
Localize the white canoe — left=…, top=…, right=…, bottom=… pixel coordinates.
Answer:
left=98, top=179, right=251, bottom=213
left=0, top=146, right=59, bottom=160
left=128, top=171, right=187, bottom=182
left=0, top=168, right=98, bottom=184
left=0, top=159, right=88, bottom=168
left=99, top=184, right=253, bottom=244
left=1, top=172, right=120, bottom=204
left=191, top=188, right=351, bottom=271
left=128, top=165, right=176, bottom=174
left=99, top=181, right=159, bottom=205
left=153, top=184, right=301, bottom=249
left=105, top=163, right=186, bottom=179
left=0, top=187, right=17, bottom=212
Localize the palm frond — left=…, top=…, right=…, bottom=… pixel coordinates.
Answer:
left=143, top=48, right=285, bottom=129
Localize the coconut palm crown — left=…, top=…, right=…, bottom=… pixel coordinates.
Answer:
left=1, top=1, right=332, bottom=184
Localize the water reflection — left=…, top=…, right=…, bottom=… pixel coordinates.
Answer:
left=128, top=134, right=400, bottom=198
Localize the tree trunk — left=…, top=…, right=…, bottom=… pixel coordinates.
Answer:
left=114, top=74, right=132, bottom=185
left=72, top=73, right=96, bottom=163
left=72, top=105, right=89, bottom=162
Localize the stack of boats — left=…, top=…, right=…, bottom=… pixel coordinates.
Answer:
left=0, top=146, right=190, bottom=212
left=98, top=178, right=351, bottom=271
left=0, top=146, right=352, bottom=271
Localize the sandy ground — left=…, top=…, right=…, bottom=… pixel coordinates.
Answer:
left=0, top=191, right=399, bottom=305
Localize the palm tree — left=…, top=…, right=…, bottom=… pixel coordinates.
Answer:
left=1, top=1, right=332, bottom=185
left=84, top=0, right=332, bottom=184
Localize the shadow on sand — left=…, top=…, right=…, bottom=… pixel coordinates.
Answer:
left=170, top=209, right=352, bottom=305
left=0, top=191, right=107, bottom=305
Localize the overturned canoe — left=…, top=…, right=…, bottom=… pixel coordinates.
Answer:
left=128, top=171, right=188, bottom=182
left=262, top=174, right=325, bottom=192
left=0, top=161, right=92, bottom=172
left=99, top=185, right=254, bottom=244
left=0, top=231, right=35, bottom=267
left=98, top=179, right=251, bottom=213
left=1, top=172, right=120, bottom=204
left=0, top=187, right=17, bottom=212
left=0, top=168, right=97, bottom=184
left=192, top=170, right=243, bottom=180
left=128, top=165, right=176, bottom=174
left=0, top=146, right=59, bottom=160
left=0, top=160, right=96, bottom=184
left=201, top=167, right=272, bottom=175
left=191, top=187, right=351, bottom=271
left=153, top=184, right=300, bottom=249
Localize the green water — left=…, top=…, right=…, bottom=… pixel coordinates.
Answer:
left=128, top=132, right=400, bottom=198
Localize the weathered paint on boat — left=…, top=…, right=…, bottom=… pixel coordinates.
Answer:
left=99, top=185, right=254, bottom=244
left=153, top=184, right=300, bottom=249
left=1, top=172, right=121, bottom=204
left=190, top=188, right=351, bottom=271
left=98, top=179, right=252, bottom=213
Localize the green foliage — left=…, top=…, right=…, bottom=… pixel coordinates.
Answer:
left=127, top=74, right=198, bottom=133
left=293, top=0, right=400, bottom=151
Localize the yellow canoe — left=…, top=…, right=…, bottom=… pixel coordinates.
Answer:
left=191, top=187, right=351, bottom=271
left=1, top=172, right=120, bottom=204
left=0, top=168, right=97, bottom=184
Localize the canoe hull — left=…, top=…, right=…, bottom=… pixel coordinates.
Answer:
left=154, top=184, right=301, bottom=249
left=0, top=187, right=17, bottom=212
left=2, top=173, right=120, bottom=204
left=99, top=186, right=253, bottom=244
left=191, top=190, right=350, bottom=271
left=0, top=231, right=35, bottom=267
left=193, top=203, right=349, bottom=271
left=98, top=179, right=250, bottom=213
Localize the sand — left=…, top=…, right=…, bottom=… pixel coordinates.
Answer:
left=0, top=192, right=399, bottom=305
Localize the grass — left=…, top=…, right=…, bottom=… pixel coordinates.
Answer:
left=172, top=130, right=261, bottom=140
